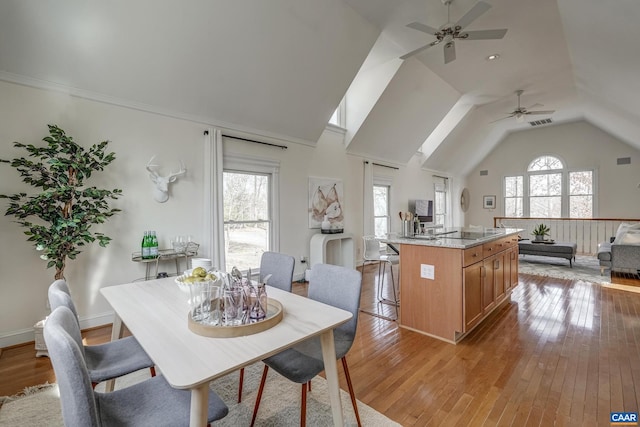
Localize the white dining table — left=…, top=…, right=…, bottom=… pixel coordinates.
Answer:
left=100, top=277, right=352, bottom=427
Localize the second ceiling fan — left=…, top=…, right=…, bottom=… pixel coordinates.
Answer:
left=401, top=0, right=507, bottom=64
left=492, top=90, right=555, bottom=123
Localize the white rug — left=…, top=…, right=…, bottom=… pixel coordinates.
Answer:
left=0, top=362, right=399, bottom=426
left=518, top=253, right=640, bottom=293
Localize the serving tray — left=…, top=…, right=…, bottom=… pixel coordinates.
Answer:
left=188, top=299, right=284, bottom=338
left=531, top=239, right=555, bottom=244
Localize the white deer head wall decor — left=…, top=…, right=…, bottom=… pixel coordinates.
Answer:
left=146, top=156, right=187, bottom=203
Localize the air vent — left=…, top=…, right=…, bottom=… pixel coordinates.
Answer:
left=480, top=170, right=488, bottom=176
left=617, top=157, right=631, bottom=165
left=529, top=118, right=553, bottom=127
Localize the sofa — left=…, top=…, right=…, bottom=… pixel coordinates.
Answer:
left=597, top=223, right=640, bottom=275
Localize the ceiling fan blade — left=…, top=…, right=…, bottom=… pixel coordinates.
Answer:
left=462, top=29, right=508, bottom=40
left=525, top=103, right=543, bottom=110
left=526, top=110, right=555, bottom=115
left=455, top=1, right=491, bottom=30
left=400, top=40, right=440, bottom=60
left=444, top=40, right=456, bottom=64
left=490, top=115, right=514, bottom=124
left=406, top=22, right=439, bottom=35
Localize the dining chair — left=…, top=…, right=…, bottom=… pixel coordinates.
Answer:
left=250, top=263, right=363, bottom=427
left=45, top=306, right=229, bottom=427
left=237, top=251, right=296, bottom=402
left=47, top=280, right=156, bottom=389
left=361, top=235, right=399, bottom=316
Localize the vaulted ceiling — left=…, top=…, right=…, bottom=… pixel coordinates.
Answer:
left=1, top=0, right=639, bottom=177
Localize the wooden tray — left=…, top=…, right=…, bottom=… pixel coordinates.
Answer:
left=188, top=299, right=284, bottom=338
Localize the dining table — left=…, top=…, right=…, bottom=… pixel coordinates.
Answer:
left=100, top=276, right=352, bottom=427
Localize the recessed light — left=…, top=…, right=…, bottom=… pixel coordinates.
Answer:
left=486, top=54, right=500, bottom=61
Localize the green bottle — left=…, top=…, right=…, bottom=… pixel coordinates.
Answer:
left=150, top=231, right=159, bottom=258
left=142, top=231, right=150, bottom=259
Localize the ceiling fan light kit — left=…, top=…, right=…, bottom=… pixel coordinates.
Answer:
left=401, top=0, right=508, bottom=63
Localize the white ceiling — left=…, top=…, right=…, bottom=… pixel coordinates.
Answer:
left=1, top=0, right=640, bottom=176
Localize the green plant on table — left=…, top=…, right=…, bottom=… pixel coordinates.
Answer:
left=532, top=223, right=551, bottom=240
left=0, top=125, right=122, bottom=280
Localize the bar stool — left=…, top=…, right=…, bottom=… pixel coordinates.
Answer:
left=362, top=236, right=399, bottom=316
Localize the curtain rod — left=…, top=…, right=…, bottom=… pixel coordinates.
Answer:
left=203, top=130, right=287, bottom=150
left=364, top=161, right=399, bottom=170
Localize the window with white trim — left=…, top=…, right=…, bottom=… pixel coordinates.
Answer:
left=373, top=184, right=390, bottom=238
left=434, top=181, right=447, bottom=227
left=503, top=155, right=595, bottom=218
left=222, top=155, right=280, bottom=273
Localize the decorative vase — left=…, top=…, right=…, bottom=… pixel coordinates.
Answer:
left=534, top=235, right=544, bottom=242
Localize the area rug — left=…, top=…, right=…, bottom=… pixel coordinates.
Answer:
left=0, top=362, right=399, bottom=427
left=518, top=254, right=640, bottom=294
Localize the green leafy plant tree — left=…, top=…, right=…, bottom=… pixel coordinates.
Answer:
left=0, top=125, right=122, bottom=280
left=532, top=223, right=551, bottom=240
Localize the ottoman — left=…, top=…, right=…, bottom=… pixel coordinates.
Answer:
left=518, top=240, right=578, bottom=267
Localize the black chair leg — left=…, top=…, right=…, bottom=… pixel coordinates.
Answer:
left=250, top=365, right=269, bottom=427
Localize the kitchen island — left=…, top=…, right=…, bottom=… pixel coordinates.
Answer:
left=384, top=227, right=522, bottom=344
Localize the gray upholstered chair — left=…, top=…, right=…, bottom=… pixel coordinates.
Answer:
left=238, top=251, right=296, bottom=402
left=48, top=280, right=156, bottom=388
left=259, top=251, right=295, bottom=292
left=45, top=306, right=228, bottom=427
left=250, top=263, right=363, bottom=427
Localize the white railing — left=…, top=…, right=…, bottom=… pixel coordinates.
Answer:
left=494, top=217, right=640, bottom=255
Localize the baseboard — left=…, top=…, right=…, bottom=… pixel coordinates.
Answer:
left=0, top=311, right=114, bottom=349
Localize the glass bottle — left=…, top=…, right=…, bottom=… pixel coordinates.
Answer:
left=150, top=231, right=159, bottom=258
left=142, top=231, right=150, bottom=259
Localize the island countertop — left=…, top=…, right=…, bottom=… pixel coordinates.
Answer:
left=383, top=227, right=522, bottom=249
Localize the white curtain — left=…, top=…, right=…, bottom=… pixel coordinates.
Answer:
left=363, top=161, right=374, bottom=237
left=204, top=128, right=225, bottom=270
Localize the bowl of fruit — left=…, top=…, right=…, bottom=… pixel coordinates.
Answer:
left=175, top=267, right=221, bottom=292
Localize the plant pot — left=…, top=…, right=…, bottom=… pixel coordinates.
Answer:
left=534, top=235, right=544, bottom=242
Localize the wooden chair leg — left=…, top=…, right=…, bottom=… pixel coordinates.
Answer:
left=91, top=382, right=98, bottom=389
left=250, top=365, right=269, bottom=427
left=238, top=367, right=245, bottom=403
left=342, top=357, right=362, bottom=427
left=301, top=383, right=307, bottom=427
left=150, top=366, right=156, bottom=377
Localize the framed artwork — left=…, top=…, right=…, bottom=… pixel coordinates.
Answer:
left=483, top=195, right=496, bottom=209
left=308, top=177, right=344, bottom=229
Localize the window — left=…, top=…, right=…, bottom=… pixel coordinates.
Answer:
left=223, top=171, right=271, bottom=272
left=504, top=176, right=523, bottom=217
left=373, top=185, right=390, bottom=237
left=434, top=185, right=447, bottom=226
left=503, top=155, right=595, bottom=218
left=569, top=171, right=593, bottom=218
left=328, top=98, right=346, bottom=128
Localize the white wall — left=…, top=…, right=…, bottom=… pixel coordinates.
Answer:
left=0, top=81, right=460, bottom=347
left=464, top=121, right=640, bottom=226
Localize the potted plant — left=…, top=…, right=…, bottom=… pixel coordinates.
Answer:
left=0, top=125, right=122, bottom=280
left=532, top=223, right=550, bottom=242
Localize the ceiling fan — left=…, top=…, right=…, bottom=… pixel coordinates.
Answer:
left=492, top=90, right=555, bottom=123
left=401, top=0, right=507, bottom=64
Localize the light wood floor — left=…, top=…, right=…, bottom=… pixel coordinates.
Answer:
left=2, top=266, right=640, bottom=426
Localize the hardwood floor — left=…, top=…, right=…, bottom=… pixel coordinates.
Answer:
left=2, top=266, right=640, bottom=426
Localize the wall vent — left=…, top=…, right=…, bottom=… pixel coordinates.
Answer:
left=480, top=170, right=489, bottom=176
left=529, top=118, right=553, bottom=127
left=617, top=157, right=631, bottom=165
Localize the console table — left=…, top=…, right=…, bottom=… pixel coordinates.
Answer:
left=310, top=233, right=355, bottom=269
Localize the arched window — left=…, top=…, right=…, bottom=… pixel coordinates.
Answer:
left=528, top=155, right=563, bottom=217
left=503, top=155, right=594, bottom=218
